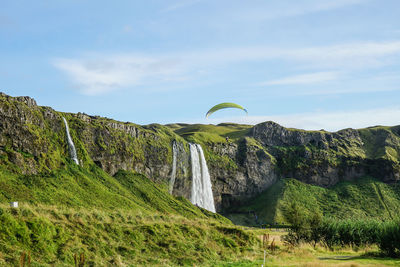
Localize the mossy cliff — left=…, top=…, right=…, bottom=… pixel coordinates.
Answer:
left=1, top=93, right=400, bottom=213
left=0, top=92, right=185, bottom=181
left=250, top=121, right=400, bottom=185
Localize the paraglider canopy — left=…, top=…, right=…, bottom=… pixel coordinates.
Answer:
left=205, top=102, right=248, bottom=118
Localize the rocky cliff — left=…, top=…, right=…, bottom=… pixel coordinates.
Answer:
left=1, top=93, right=399, bottom=212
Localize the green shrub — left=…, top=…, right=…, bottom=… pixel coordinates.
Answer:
left=287, top=216, right=400, bottom=258
left=379, top=220, right=400, bottom=257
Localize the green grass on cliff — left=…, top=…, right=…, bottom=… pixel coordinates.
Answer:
left=0, top=163, right=221, bottom=220
left=172, top=123, right=252, bottom=145
left=359, top=126, right=400, bottom=162
left=170, top=123, right=252, bottom=172
left=228, top=177, right=400, bottom=226
left=0, top=163, right=259, bottom=266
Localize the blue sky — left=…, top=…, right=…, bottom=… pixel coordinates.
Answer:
left=1, top=0, right=400, bottom=131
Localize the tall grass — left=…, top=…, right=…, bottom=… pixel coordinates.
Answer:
left=283, top=202, right=400, bottom=257
left=0, top=203, right=260, bottom=266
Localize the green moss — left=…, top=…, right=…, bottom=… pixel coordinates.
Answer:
left=359, top=127, right=400, bottom=162
left=206, top=152, right=238, bottom=171
left=245, top=137, right=277, bottom=164
left=385, top=147, right=399, bottom=162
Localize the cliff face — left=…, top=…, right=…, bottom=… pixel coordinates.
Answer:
left=1, top=93, right=400, bottom=212
left=249, top=121, right=400, bottom=185
left=0, top=93, right=186, bottom=181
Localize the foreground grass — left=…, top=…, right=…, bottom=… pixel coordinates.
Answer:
left=0, top=163, right=260, bottom=266
left=1, top=204, right=400, bottom=266
left=0, top=203, right=260, bottom=266
left=213, top=230, right=400, bottom=267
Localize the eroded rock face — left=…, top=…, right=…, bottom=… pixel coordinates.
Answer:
left=248, top=121, right=399, bottom=187
left=208, top=139, right=278, bottom=211
left=170, top=142, right=191, bottom=199
left=1, top=93, right=399, bottom=212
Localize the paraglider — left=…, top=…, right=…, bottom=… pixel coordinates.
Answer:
left=205, top=102, right=248, bottom=118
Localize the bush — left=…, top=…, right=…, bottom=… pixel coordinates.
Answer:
left=282, top=202, right=322, bottom=246
left=379, top=220, right=400, bottom=257
left=283, top=203, right=400, bottom=257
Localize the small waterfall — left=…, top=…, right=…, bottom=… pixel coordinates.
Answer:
left=169, top=141, right=177, bottom=194
left=62, top=117, right=79, bottom=165
left=190, top=143, right=216, bottom=213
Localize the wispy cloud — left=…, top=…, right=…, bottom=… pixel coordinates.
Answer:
left=53, top=55, right=184, bottom=95
left=259, top=71, right=339, bottom=86
left=161, top=0, right=203, bottom=13
left=239, top=0, right=367, bottom=20
left=201, top=107, right=400, bottom=132
left=193, top=41, right=400, bottom=69
left=53, top=40, right=400, bottom=95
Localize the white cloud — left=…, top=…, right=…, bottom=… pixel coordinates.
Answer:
left=53, top=55, right=184, bottom=95
left=193, top=41, right=400, bottom=69
left=254, top=71, right=400, bottom=96
left=202, top=107, right=400, bottom=132
left=53, top=41, right=400, bottom=95
left=259, top=71, right=339, bottom=86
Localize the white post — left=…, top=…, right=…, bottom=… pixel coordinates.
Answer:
left=263, top=249, right=266, bottom=266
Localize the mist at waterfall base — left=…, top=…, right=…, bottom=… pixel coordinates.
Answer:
left=62, top=117, right=79, bottom=165
left=189, top=143, right=216, bottom=213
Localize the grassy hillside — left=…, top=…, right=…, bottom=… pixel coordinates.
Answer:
left=0, top=163, right=260, bottom=266
left=227, top=177, right=400, bottom=226
left=171, top=123, right=252, bottom=145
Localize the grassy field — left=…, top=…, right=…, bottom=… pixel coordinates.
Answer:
left=214, top=229, right=400, bottom=267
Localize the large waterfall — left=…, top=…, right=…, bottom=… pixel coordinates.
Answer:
left=190, top=143, right=216, bottom=213
left=62, top=117, right=79, bottom=165
left=169, top=141, right=177, bottom=194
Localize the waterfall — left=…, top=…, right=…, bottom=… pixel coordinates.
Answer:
left=169, top=141, right=177, bottom=194
left=190, top=143, right=216, bottom=213
left=62, top=117, right=79, bottom=165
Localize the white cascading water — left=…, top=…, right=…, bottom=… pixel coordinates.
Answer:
left=62, top=117, right=79, bottom=165
left=190, top=143, right=216, bottom=213
left=169, top=141, right=177, bottom=194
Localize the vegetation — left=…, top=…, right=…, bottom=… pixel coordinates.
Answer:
left=229, top=177, right=400, bottom=225
left=0, top=203, right=260, bottom=266
left=0, top=163, right=260, bottom=266
left=282, top=203, right=400, bottom=257
left=2, top=94, right=400, bottom=265
left=171, top=123, right=251, bottom=145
